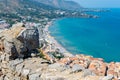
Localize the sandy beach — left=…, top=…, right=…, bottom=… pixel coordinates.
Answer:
left=44, top=21, right=73, bottom=57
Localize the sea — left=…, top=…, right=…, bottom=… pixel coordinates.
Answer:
left=49, top=8, right=120, bottom=62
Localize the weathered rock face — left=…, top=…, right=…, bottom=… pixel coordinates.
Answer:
left=0, top=23, right=39, bottom=59
left=59, top=55, right=91, bottom=68
left=72, top=64, right=85, bottom=73
left=107, top=62, right=120, bottom=79
left=37, top=26, right=45, bottom=48
left=17, top=26, right=39, bottom=50
left=100, top=75, right=114, bottom=80
left=88, top=60, right=107, bottom=76
left=1, top=23, right=120, bottom=80
left=0, top=51, right=47, bottom=80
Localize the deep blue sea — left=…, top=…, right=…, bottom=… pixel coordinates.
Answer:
left=49, top=8, right=120, bottom=62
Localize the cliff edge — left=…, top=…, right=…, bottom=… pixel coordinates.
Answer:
left=0, top=23, right=119, bottom=80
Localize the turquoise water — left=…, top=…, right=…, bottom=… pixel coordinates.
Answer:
left=49, top=8, right=120, bottom=62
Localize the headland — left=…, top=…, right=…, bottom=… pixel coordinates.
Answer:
left=0, top=21, right=120, bottom=80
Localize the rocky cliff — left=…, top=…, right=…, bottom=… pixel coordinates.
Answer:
left=0, top=23, right=39, bottom=59
left=0, top=23, right=120, bottom=80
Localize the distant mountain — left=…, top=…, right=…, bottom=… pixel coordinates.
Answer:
left=0, top=0, right=62, bottom=23
left=0, top=0, right=57, bottom=12
left=33, top=0, right=82, bottom=10
left=0, top=0, right=20, bottom=12
left=0, top=0, right=85, bottom=25
left=0, top=0, right=82, bottom=12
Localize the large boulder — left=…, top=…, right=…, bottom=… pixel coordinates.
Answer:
left=82, top=69, right=96, bottom=77
left=72, top=64, right=85, bottom=73
left=0, top=23, right=39, bottom=59
left=88, top=60, right=107, bottom=76
left=17, top=25, right=39, bottom=50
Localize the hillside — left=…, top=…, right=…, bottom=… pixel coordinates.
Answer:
left=33, top=0, right=82, bottom=10
left=0, top=0, right=87, bottom=25
left=0, top=0, right=58, bottom=24
left=0, top=0, right=20, bottom=12
left=0, top=0, right=56, bottom=12
left=0, top=0, right=82, bottom=12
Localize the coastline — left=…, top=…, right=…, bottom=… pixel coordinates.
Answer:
left=44, top=21, right=120, bottom=79
left=1, top=22, right=120, bottom=80
left=44, top=20, right=73, bottom=57
left=44, top=18, right=120, bottom=62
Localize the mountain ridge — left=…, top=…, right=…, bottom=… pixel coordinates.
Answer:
left=0, top=0, right=82, bottom=12
left=33, top=0, right=82, bottom=10
left=0, top=0, right=57, bottom=12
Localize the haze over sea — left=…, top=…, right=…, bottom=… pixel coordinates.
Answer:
left=49, top=8, right=120, bottom=62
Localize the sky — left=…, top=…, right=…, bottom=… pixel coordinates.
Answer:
left=72, top=0, right=120, bottom=8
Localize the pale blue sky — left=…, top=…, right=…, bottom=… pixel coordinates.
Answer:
left=72, top=0, right=120, bottom=8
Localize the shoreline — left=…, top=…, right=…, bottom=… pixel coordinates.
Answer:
left=44, top=20, right=73, bottom=57
left=44, top=20, right=107, bottom=61
left=44, top=19, right=118, bottom=63
left=1, top=22, right=120, bottom=80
